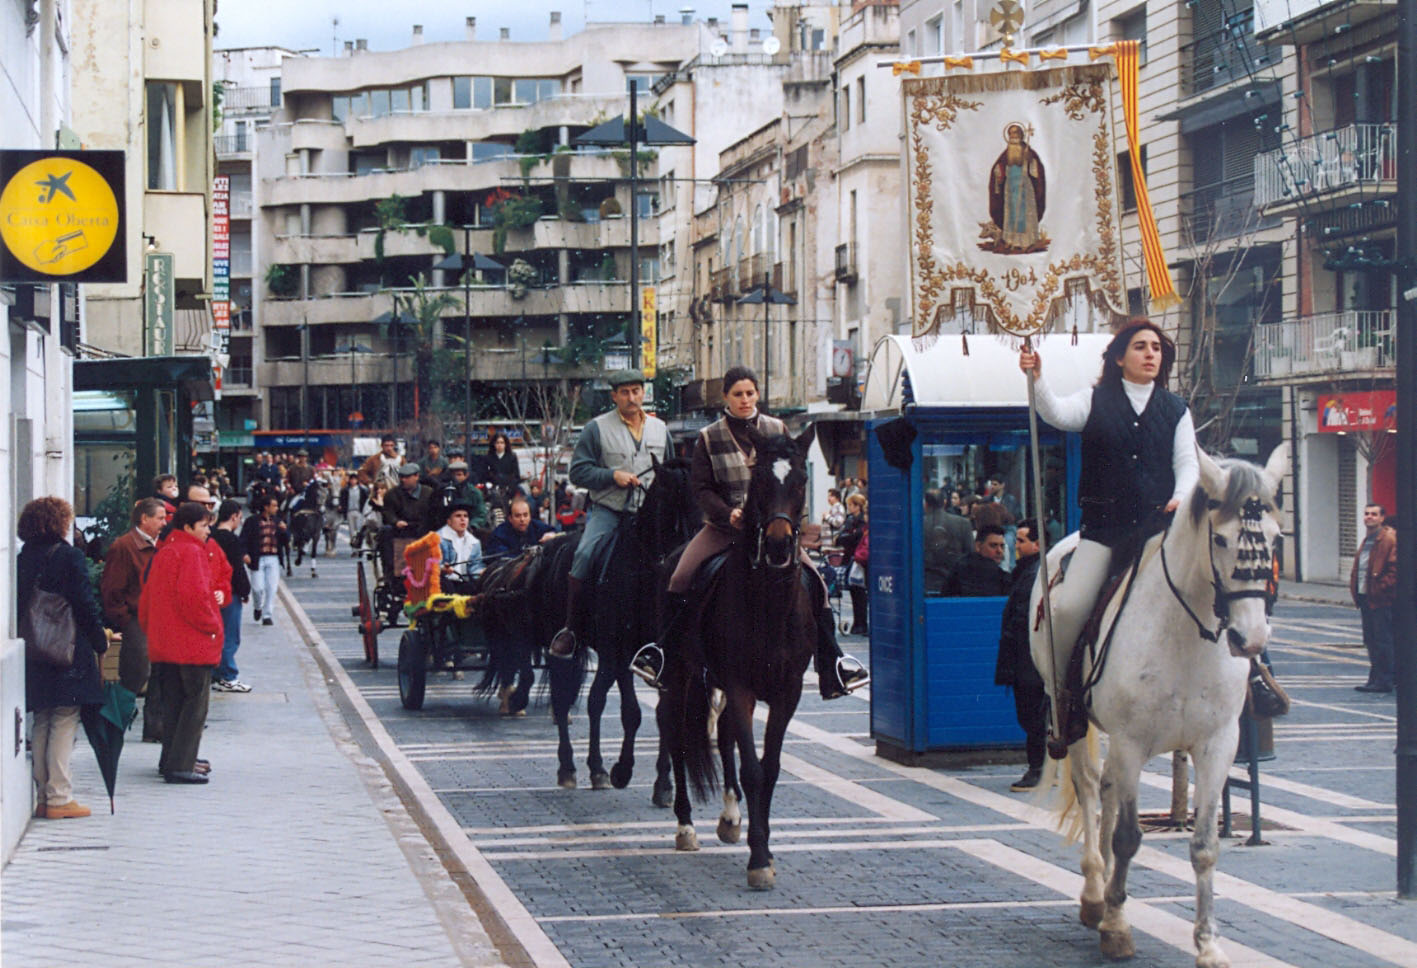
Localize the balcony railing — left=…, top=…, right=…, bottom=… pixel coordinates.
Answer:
left=1181, top=27, right=1281, bottom=97
left=709, top=267, right=733, bottom=302
left=214, top=134, right=250, bottom=155
left=227, top=364, right=253, bottom=386
left=1253, top=123, right=1398, bottom=209
left=1252, top=309, right=1396, bottom=380
left=222, top=85, right=280, bottom=113
left=835, top=243, right=857, bottom=284
left=1180, top=175, right=1280, bottom=244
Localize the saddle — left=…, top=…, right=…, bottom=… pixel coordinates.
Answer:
left=1037, top=531, right=1164, bottom=757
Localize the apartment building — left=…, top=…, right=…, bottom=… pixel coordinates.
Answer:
left=214, top=46, right=305, bottom=447
left=1249, top=0, right=1400, bottom=580
left=249, top=16, right=707, bottom=449
left=0, top=0, right=80, bottom=864
left=69, top=0, right=217, bottom=502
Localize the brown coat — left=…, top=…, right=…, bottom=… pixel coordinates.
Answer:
left=1350, top=525, right=1397, bottom=609
left=100, top=528, right=157, bottom=629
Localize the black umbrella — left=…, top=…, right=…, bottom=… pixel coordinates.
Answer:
left=79, top=681, right=138, bottom=814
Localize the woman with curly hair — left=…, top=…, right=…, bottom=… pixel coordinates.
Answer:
left=18, top=497, right=107, bottom=819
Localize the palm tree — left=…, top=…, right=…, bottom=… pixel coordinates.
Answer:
left=392, top=273, right=459, bottom=424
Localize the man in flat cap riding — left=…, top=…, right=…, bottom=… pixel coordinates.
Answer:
left=547, top=369, right=674, bottom=659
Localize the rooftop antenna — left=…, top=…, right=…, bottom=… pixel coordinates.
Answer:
left=331, top=16, right=340, bottom=56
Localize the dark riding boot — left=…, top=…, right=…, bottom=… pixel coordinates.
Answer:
left=548, top=576, right=584, bottom=659
left=632, top=593, right=688, bottom=690
left=815, top=605, right=869, bottom=700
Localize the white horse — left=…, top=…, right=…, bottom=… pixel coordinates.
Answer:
left=1031, top=444, right=1285, bottom=968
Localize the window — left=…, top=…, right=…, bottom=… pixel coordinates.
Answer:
left=471, top=142, right=511, bottom=162
left=926, top=16, right=944, bottom=55
left=332, top=95, right=350, bottom=121
left=146, top=82, right=179, bottom=190
left=514, top=79, right=539, bottom=104
left=494, top=77, right=512, bottom=105
left=1118, top=146, right=1147, bottom=211
left=856, top=77, right=866, bottom=124
left=907, top=29, right=917, bottom=56
left=1116, top=7, right=1147, bottom=65
left=539, top=79, right=560, bottom=101
left=841, top=85, right=850, bottom=130
left=453, top=77, right=471, bottom=109
left=269, top=77, right=281, bottom=106
left=369, top=89, right=391, bottom=117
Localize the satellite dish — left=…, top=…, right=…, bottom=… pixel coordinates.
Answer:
left=762, top=36, right=781, bottom=55
left=711, top=37, right=728, bottom=57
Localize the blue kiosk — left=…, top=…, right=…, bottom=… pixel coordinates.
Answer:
left=857, top=333, right=1112, bottom=764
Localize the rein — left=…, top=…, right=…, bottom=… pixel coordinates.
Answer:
left=751, top=513, right=801, bottom=570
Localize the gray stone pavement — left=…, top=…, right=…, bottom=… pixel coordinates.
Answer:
left=1, top=588, right=505, bottom=968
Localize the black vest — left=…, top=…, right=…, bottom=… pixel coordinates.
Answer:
left=1077, top=381, right=1186, bottom=542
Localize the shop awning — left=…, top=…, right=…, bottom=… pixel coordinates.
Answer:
left=74, top=355, right=216, bottom=401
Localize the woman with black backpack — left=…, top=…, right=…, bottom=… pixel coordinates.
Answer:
left=18, top=497, right=107, bottom=819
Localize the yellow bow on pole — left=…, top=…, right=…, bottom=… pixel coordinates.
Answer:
left=892, top=60, right=922, bottom=76
left=999, top=48, right=1030, bottom=66
left=1039, top=49, right=1069, bottom=62
left=943, top=56, right=974, bottom=70
left=1089, top=44, right=1118, bottom=60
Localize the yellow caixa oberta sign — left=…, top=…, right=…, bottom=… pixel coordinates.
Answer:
left=0, top=150, right=126, bottom=284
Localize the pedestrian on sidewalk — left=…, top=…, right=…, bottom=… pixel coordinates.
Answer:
left=995, top=519, right=1046, bottom=791
left=241, top=494, right=284, bottom=626
left=211, top=500, right=252, bottom=692
left=141, top=503, right=224, bottom=784
left=100, top=497, right=165, bottom=738
left=1350, top=504, right=1396, bottom=693
left=19, top=497, right=108, bottom=819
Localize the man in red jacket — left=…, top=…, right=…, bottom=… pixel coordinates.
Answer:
left=140, top=503, right=225, bottom=784
left=1350, top=504, right=1396, bottom=693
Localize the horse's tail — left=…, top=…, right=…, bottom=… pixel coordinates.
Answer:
left=1034, top=724, right=1101, bottom=845
left=675, top=660, right=719, bottom=802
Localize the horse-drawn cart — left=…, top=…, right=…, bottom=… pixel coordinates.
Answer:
left=395, top=593, right=493, bottom=710
left=349, top=534, right=416, bottom=669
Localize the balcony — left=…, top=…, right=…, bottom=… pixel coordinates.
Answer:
left=738, top=254, right=769, bottom=292
left=709, top=267, right=733, bottom=303
left=214, top=134, right=250, bottom=157
left=1253, top=0, right=1396, bottom=43
left=262, top=283, right=632, bottom=327
left=835, top=243, right=857, bottom=284
left=1182, top=22, right=1282, bottom=98
left=343, top=94, right=627, bottom=149
left=230, top=191, right=253, bottom=218
left=1252, top=309, right=1395, bottom=381
left=222, top=84, right=281, bottom=113
left=1253, top=123, right=1398, bottom=212
left=1179, top=176, right=1281, bottom=245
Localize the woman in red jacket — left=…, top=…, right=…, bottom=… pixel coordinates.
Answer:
left=140, top=503, right=224, bottom=784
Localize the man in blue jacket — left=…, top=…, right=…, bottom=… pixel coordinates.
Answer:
left=485, top=496, right=556, bottom=558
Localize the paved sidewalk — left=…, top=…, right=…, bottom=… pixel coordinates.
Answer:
left=1278, top=578, right=1350, bottom=606
left=1, top=594, right=505, bottom=968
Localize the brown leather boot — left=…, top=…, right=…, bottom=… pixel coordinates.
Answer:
left=548, top=576, right=584, bottom=659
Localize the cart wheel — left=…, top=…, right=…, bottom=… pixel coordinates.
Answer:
left=398, top=628, right=428, bottom=710
left=355, top=561, right=381, bottom=668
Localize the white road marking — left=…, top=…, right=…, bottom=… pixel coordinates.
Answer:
left=777, top=751, right=936, bottom=822
left=471, top=822, right=1028, bottom=849
left=1285, top=699, right=1397, bottom=722
left=1224, top=768, right=1389, bottom=810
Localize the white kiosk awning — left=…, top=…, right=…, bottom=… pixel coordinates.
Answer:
left=862, top=333, right=1115, bottom=411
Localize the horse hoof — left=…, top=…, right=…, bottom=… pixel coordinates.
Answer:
left=651, top=780, right=673, bottom=809
left=557, top=770, right=577, bottom=790
left=747, top=866, right=775, bottom=891
left=610, top=762, right=633, bottom=789
left=590, top=770, right=612, bottom=790
left=1080, top=898, right=1106, bottom=929
left=1099, top=928, right=1135, bottom=960
left=716, top=818, right=741, bottom=844
left=675, top=826, right=699, bottom=852
left=1196, top=946, right=1230, bottom=968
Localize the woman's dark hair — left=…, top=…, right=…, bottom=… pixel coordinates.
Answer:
left=172, top=502, right=212, bottom=531
left=722, top=365, right=760, bottom=399
left=1099, top=317, right=1176, bottom=388
left=487, top=432, right=510, bottom=455
left=216, top=499, right=242, bottom=524
left=18, top=497, right=73, bottom=543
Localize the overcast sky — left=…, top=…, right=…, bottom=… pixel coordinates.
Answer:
left=215, top=0, right=776, bottom=54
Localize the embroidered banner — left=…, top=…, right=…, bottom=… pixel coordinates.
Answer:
left=905, top=64, right=1127, bottom=340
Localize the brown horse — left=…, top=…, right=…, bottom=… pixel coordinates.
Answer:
left=662, top=425, right=818, bottom=890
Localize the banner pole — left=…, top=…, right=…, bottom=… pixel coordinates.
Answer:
left=1024, top=336, right=1064, bottom=753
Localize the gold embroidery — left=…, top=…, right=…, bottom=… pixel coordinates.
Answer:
left=1040, top=79, right=1107, bottom=121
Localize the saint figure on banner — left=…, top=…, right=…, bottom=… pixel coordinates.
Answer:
left=981, top=123, right=1049, bottom=254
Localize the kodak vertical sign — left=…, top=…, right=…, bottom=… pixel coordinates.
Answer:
left=212, top=175, right=230, bottom=353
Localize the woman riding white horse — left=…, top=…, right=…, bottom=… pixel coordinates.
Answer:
left=1018, top=318, right=1198, bottom=742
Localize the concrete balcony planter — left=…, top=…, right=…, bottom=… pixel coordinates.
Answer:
left=1340, top=347, right=1378, bottom=370
left=1267, top=355, right=1292, bottom=378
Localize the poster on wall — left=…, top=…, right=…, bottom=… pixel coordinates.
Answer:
left=1317, top=391, right=1397, bottom=433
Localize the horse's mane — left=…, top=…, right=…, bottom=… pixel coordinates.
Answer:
left=1188, top=457, right=1273, bottom=524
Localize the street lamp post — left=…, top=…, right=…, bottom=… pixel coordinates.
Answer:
left=574, top=82, right=694, bottom=372
left=738, top=274, right=796, bottom=408
left=373, top=307, right=402, bottom=430
left=435, top=235, right=502, bottom=455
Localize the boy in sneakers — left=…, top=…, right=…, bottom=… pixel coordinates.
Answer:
left=211, top=500, right=253, bottom=692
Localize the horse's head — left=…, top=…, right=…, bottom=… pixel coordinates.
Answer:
left=636, top=455, right=696, bottom=554
left=1185, top=443, right=1287, bottom=658
left=744, top=424, right=816, bottom=569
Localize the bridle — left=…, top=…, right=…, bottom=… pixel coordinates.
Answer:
left=1159, top=501, right=1271, bottom=644
left=752, top=512, right=801, bottom=570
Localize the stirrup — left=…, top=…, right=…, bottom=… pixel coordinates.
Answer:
left=836, top=655, right=869, bottom=693
left=548, top=627, right=577, bottom=660
left=630, top=643, right=665, bottom=689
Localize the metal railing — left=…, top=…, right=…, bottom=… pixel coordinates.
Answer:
left=227, top=364, right=253, bottom=386
left=1181, top=31, right=1282, bottom=97
left=835, top=242, right=857, bottom=283
left=1180, top=175, right=1278, bottom=243
left=214, top=134, right=249, bottom=154
left=1252, top=309, right=1396, bottom=379
left=1253, top=122, right=1399, bottom=209
left=710, top=267, right=733, bottom=302
left=222, top=85, right=279, bottom=112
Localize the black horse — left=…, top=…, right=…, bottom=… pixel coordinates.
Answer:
left=286, top=479, right=328, bottom=578
left=537, top=457, right=697, bottom=790
left=661, top=426, right=818, bottom=890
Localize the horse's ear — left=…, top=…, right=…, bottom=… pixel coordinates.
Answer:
left=650, top=452, right=661, bottom=472
left=794, top=423, right=816, bottom=455
left=1197, top=448, right=1226, bottom=498
left=1261, top=441, right=1289, bottom=497
left=743, top=423, right=767, bottom=450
